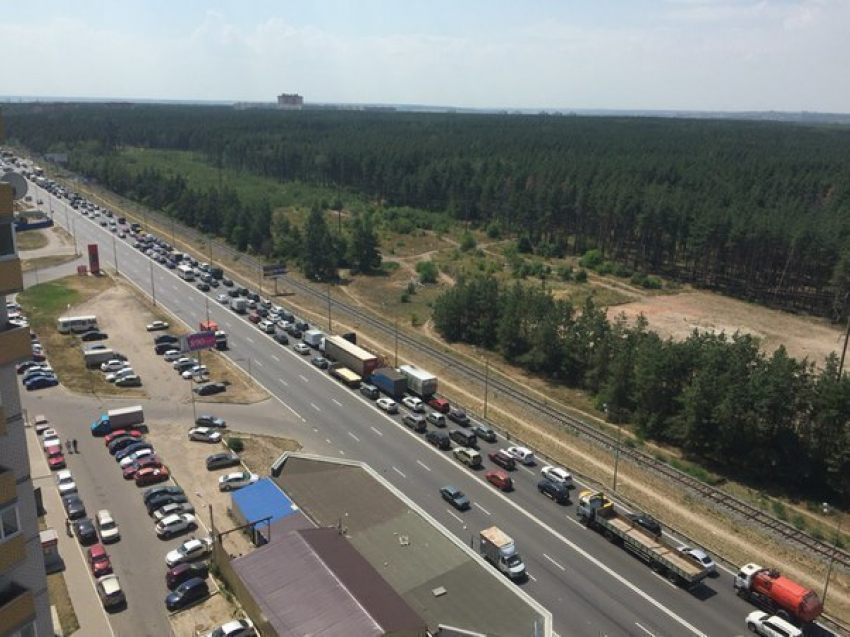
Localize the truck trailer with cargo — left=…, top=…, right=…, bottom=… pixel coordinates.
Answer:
left=83, top=348, right=116, bottom=369
left=329, top=364, right=362, bottom=388
left=479, top=526, right=526, bottom=581
left=734, top=563, right=823, bottom=624
left=576, top=491, right=710, bottom=588
left=91, top=405, right=145, bottom=436
left=324, top=335, right=379, bottom=378
left=398, top=365, right=438, bottom=398
left=368, top=367, right=407, bottom=400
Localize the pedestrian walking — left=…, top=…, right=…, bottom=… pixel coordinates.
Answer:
left=72, top=439, right=79, bottom=453
left=65, top=440, right=72, bottom=454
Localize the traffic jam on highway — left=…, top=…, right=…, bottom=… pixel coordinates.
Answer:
left=15, top=160, right=836, bottom=637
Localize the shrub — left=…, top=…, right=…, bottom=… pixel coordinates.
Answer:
left=460, top=231, right=477, bottom=252
left=575, top=269, right=588, bottom=283
left=579, top=249, right=603, bottom=269
left=228, top=437, right=245, bottom=453
left=486, top=220, right=502, bottom=239
left=415, top=260, right=438, bottom=284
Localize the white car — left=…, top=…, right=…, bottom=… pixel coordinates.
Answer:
left=745, top=611, right=802, bottom=637
left=165, top=537, right=212, bottom=567
left=41, top=427, right=58, bottom=440
left=172, top=357, right=193, bottom=370
left=506, top=446, right=536, bottom=466
left=155, top=513, right=198, bottom=538
left=293, top=343, right=310, bottom=355
left=181, top=365, right=209, bottom=380
left=217, top=293, right=230, bottom=304
left=43, top=436, right=61, bottom=451
left=677, top=546, right=717, bottom=575
left=257, top=320, right=275, bottom=334
left=402, top=396, right=425, bottom=413
left=163, top=350, right=182, bottom=362
left=96, top=509, right=121, bottom=543
left=56, top=470, right=77, bottom=495
left=189, top=427, right=222, bottom=443
left=106, top=367, right=136, bottom=383
left=152, top=502, right=196, bottom=522
left=205, top=619, right=256, bottom=637
left=101, top=360, right=129, bottom=373
left=118, top=448, right=155, bottom=468
left=146, top=320, right=170, bottom=332
left=541, top=465, right=573, bottom=487
left=218, top=471, right=259, bottom=492
left=376, top=397, right=398, bottom=414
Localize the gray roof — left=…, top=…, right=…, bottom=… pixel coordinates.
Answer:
left=274, top=454, right=548, bottom=636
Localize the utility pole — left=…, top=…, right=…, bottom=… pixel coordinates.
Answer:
left=149, top=258, right=156, bottom=306
left=483, top=358, right=490, bottom=420
left=327, top=284, right=332, bottom=332
left=112, top=234, right=119, bottom=275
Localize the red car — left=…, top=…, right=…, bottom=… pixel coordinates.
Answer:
left=45, top=445, right=66, bottom=470
left=247, top=312, right=262, bottom=324
left=88, top=543, right=113, bottom=577
left=104, top=430, right=142, bottom=445
left=135, top=466, right=170, bottom=487
left=485, top=470, right=513, bottom=491
left=428, top=397, right=451, bottom=413
left=122, top=457, right=162, bottom=480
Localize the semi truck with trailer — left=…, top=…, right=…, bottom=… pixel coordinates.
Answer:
left=479, top=526, right=526, bottom=581
left=398, top=364, right=438, bottom=399
left=91, top=405, right=145, bottom=436
left=329, top=364, right=362, bottom=389
left=324, top=335, right=379, bottom=378
left=368, top=367, right=407, bottom=400
left=734, top=563, right=823, bottom=624
left=576, top=491, right=710, bottom=588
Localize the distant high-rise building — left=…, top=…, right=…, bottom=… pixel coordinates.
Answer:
left=0, top=112, right=54, bottom=635
left=277, top=93, right=304, bottom=110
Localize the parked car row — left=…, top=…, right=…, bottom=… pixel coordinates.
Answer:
left=152, top=331, right=228, bottom=395
left=17, top=330, right=60, bottom=391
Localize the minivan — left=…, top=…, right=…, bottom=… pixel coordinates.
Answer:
left=360, top=384, right=380, bottom=400
left=449, top=429, right=477, bottom=448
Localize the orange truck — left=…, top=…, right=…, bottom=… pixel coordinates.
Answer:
left=199, top=321, right=228, bottom=350
left=734, top=563, right=823, bottom=624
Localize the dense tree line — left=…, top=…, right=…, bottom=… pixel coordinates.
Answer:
left=6, top=104, right=850, bottom=317
left=433, top=275, right=850, bottom=500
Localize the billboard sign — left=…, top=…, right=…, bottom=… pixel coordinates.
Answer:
left=88, top=244, right=100, bottom=275
left=180, top=331, right=218, bottom=353
left=262, top=264, right=287, bottom=277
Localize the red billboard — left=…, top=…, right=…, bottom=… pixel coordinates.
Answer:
left=180, top=331, right=218, bottom=353
left=88, top=244, right=100, bottom=275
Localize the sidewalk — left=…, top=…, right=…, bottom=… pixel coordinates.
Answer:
left=27, top=422, right=115, bottom=637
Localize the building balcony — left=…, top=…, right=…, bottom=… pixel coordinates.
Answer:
left=0, top=404, right=5, bottom=437
left=0, top=583, right=35, bottom=635
left=0, top=257, right=24, bottom=296
left=0, top=466, right=15, bottom=506
left=0, top=184, right=13, bottom=221
left=0, top=322, right=29, bottom=366
left=0, top=535, right=26, bottom=574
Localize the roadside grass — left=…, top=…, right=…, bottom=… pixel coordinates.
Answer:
left=20, top=254, right=79, bottom=272
left=15, top=230, right=49, bottom=250
left=230, top=432, right=301, bottom=475
left=16, top=275, right=146, bottom=397
left=47, top=572, right=79, bottom=635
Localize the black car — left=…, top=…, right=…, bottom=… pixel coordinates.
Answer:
left=194, top=382, right=226, bottom=396
left=154, top=342, right=176, bottom=355
left=166, top=562, right=209, bottom=590
left=107, top=436, right=144, bottom=455
left=74, top=518, right=98, bottom=545
left=295, top=319, right=310, bottom=332
left=153, top=334, right=179, bottom=345
left=425, top=430, right=451, bottom=450
left=227, top=288, right=241, bottom=298
left=473, top=425, right=497, bottom=443
left=195, top=414, right=226, bottom=428
left=285, top=324, right=302, bottom=338
left=205, top=452, right=241, bottom=471
left=246, top=292, right=260, bottom=302
left=146, top=493, right=189, bottom=515
left=311, top=356, right=329, bottom=370
left=273, top=332, right=289, bottom=345
left=81, top=331, right=109, bottom=342
left=625, top=513, right=662, bottom=537
left=360, top=384, right=380, bottom=400
left=165, top=577, right=209, bottom=611
left=440, top=485, right=471, bottom=511
left=537, top=478, right=570, bottom=504
left=221, top=278, right=234, bottom=287
left=403, top=414, right=427, bottom=433
left=62, top=494, right=86, bottom=520
left=448, top=409, right=470, bottom=426
left=143, top=485, right=184, bottom=505
left=196, top=282, right=210, bottom=292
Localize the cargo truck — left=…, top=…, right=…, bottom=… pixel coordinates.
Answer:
left=329, top=364, right=362, bottom=388
left=230, top=298, right=247, bottom=314
left=200, top=321, right=228, bottom=350
left=368, top=367, right=407, bottom=399
left=734, top=563, right=823, bottom=624
left=302, top=329, right=324, bottom=349
left=399, top=365, right=438, bottom=398
left=576, top=491, right=710, bottom=588
left=479, top=526, right=526, bottom=581
left=91, top=405, right=145, bottom=436
left=324, top=335, right=379, bottom=378
left=83, top=348, right=116, bottom=369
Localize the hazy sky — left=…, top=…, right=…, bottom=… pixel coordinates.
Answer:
left=3, top=0, right=848, bottom=112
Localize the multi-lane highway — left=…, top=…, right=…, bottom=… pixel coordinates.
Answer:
left=31, top=178, right=779, bottom=636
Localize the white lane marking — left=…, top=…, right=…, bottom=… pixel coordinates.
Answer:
left=416, top=460, right=431, bottom=472
left=652, top=572, right=678, bottom=589
left=392, top=466, right=406, bottom=478
left=245, top=336, right=255, bottom=344
left=172, top=285, right=179, bottom=291
left=271, top=354, right=280, bottom=362
left=339, top=450, right=346, bottom=456
left=348, top=432, right=360, bottom=442
left=254, top=360, right=264, bottom=368
left=223, top=321, right=232, bottom=328
left=635, top=623, right=655, bottom=636
left=565, top=515, right=584, bottom=528
left=326, top=438, right=332, bottom=444
left=527, top=573, right=537, bottom=582
left=543, top=553, right=566, bottom=571
left=520, top=465, right=535, bottom=476
left=332, top=398, right=342, bottom=407
left=278, top=378, right=288, bottom=387
left=370, top=427, right=383, bottom=436
left=446, top=510, right=463, bottom=524
left=311, top=403, right=321, bottom=412
left=475, top=503, right=491, bottom=516
left=299, top=375, right=308, bottom=382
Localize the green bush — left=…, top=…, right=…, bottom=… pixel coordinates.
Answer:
left=771, top=500, right=787, bottom=520
left=228, top=437, right=245, bottom=453
left=415, top=260, right=438, bottom=284
left=579, top=249, right=603, bottom=269
left=575, top=269, right=588, bottom=283
left=460, top=231, right=477, bottom=252
left=486, top=220, right=502, bottom=239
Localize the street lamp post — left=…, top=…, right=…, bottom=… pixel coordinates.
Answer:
left=112, top=234, right=119, bottom=275
left=394, top=314, right=399, bottom=367
left=327, top=284, right=332, bottom=332
left=149, top=258, right=157, bottom=306
left=188, top=377, right=197, bottom=422
left=483, top=357, right=490, bottom=420
left=822, top=503, right=844, bottom=606
left=205, top=296, right=210, bottom=325
left=71, top=219, right=79, bottom=256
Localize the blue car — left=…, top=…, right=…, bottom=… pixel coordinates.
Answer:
left=22, top=370, right=55, bottom=384
left=165, top=261, right=177, bottom=269
left=25, top=376, right=59, bottom=391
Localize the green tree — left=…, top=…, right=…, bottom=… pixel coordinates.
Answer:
left=415, top=260, right=439, bottom=284
left=302, top=205, right=337, bottom=281
left=348, top=213, right=382, bottom=273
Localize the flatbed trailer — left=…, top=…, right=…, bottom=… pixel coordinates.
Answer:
left=576, top=491, right=709, bottom=588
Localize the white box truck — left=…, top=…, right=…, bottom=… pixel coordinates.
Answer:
left=479, top=526, right=526, bottom=581
left=399, top=365, right=438, bottom=398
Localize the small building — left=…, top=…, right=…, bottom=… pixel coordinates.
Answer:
left=276, top=93, right=303, bottom=110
